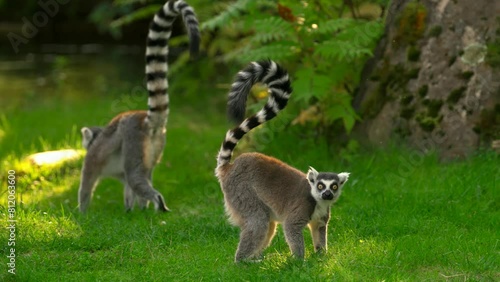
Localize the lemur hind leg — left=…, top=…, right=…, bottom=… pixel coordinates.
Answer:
left=121, top=120, right=169, bottom=212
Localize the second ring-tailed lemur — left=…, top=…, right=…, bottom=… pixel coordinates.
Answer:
left=78, top=0, right=200, bottom=212
left=215, top=60, right=350, bottom=262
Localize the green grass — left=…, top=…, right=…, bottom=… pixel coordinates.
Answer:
left=1, top=57, right=499, bottom=281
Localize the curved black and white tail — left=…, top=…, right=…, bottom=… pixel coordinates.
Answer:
left=217, top=60, right=292, bottom=168
left=145, top=0, right=200, bottom=128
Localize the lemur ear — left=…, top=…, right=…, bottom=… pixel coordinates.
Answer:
left=338, top=172, right=350, bottom=185
left=81, top=127, right=93, bottom=139
left=307, top=166, right=319, bottom=184
left=81, top=127, right=93, bottom=149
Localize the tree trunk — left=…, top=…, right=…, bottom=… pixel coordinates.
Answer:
left=354, top=0, right=499, bottom=160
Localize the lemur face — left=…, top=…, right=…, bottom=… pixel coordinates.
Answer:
left=307, top=167, right=349, bottom=202
left=315, top=179, right=340, bottom=200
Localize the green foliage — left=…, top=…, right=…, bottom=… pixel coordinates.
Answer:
left=250, top=17, right=295, bottom=44
left=201, top=0, right=258, bottom=31
left=486, top=20, right=500, bottom=68
left=312, top=18, right=357, bottom=35
left=407, top=45, right=421, bottom=62
left=88, top=1, right=384, bottom=134
left=428, top=25, right=443, bottom=37
left=418, top=84, right=429, bottom=97
left=202, top=1, right=383, bottom=133
left=394, top=1, right=427, bottom=47
left=447, top=86, right=467, bottom=104
left=110, top=5, right=162, bottom=29
left=88, top=2, right=135, bottom=38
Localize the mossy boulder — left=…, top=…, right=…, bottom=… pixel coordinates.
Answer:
left=354, top=0, right=500, bottom=160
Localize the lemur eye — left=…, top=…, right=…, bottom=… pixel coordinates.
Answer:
left=331, top=184, right=338, bottom=190
left=317, top=183, right=325, bottom=190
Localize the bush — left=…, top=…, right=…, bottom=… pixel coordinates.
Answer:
left=90, top=0, right=386, bottom=134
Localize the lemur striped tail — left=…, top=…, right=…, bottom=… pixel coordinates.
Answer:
left=145, top=0, right=200, bottom=128
left=217, top=60, right=292, bottom=168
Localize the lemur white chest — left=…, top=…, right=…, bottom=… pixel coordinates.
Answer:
left=310, top=201, right=331, bottom=224
left=102, top=153, right=124, bottom=177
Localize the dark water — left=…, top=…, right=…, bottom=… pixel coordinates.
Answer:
left=0, top=44, right=146, bottom=112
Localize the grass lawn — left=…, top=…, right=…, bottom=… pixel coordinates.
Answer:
left=0, top=56, right=499, bottom=281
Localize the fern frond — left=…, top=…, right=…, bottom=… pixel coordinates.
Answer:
left=323, top=93, right=360, bottom=133
left=253, top=16, right=294, bottom=34
left=201, top=0, right=253, bottom=31
left=209, top=37, right=247, bottom=58
left=250, top=16, right=296, bottom=44
left=112, top=0, right=146, bottom=6
left=220, top=43, right=252, bottom=62
left=314, top=39, right=373, bottom=61
left=110, top=5, right=160, bottom=28
left=292, top=68, right=335, bottom=104
left=236, top=42, right=298, bottom=63
left=335, top=21, right=384, bottom=47
left=312, top=18, right=356, bottom=35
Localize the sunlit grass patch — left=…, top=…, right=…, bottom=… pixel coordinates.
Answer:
left=27, top=149, right=84, bottom=166
left=0, top=150, right=83, bottom=207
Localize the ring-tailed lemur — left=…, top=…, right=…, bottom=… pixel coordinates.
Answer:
left=215, top=60, right=350, bottom=262
left=78, top=0, right=200, bottom=213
